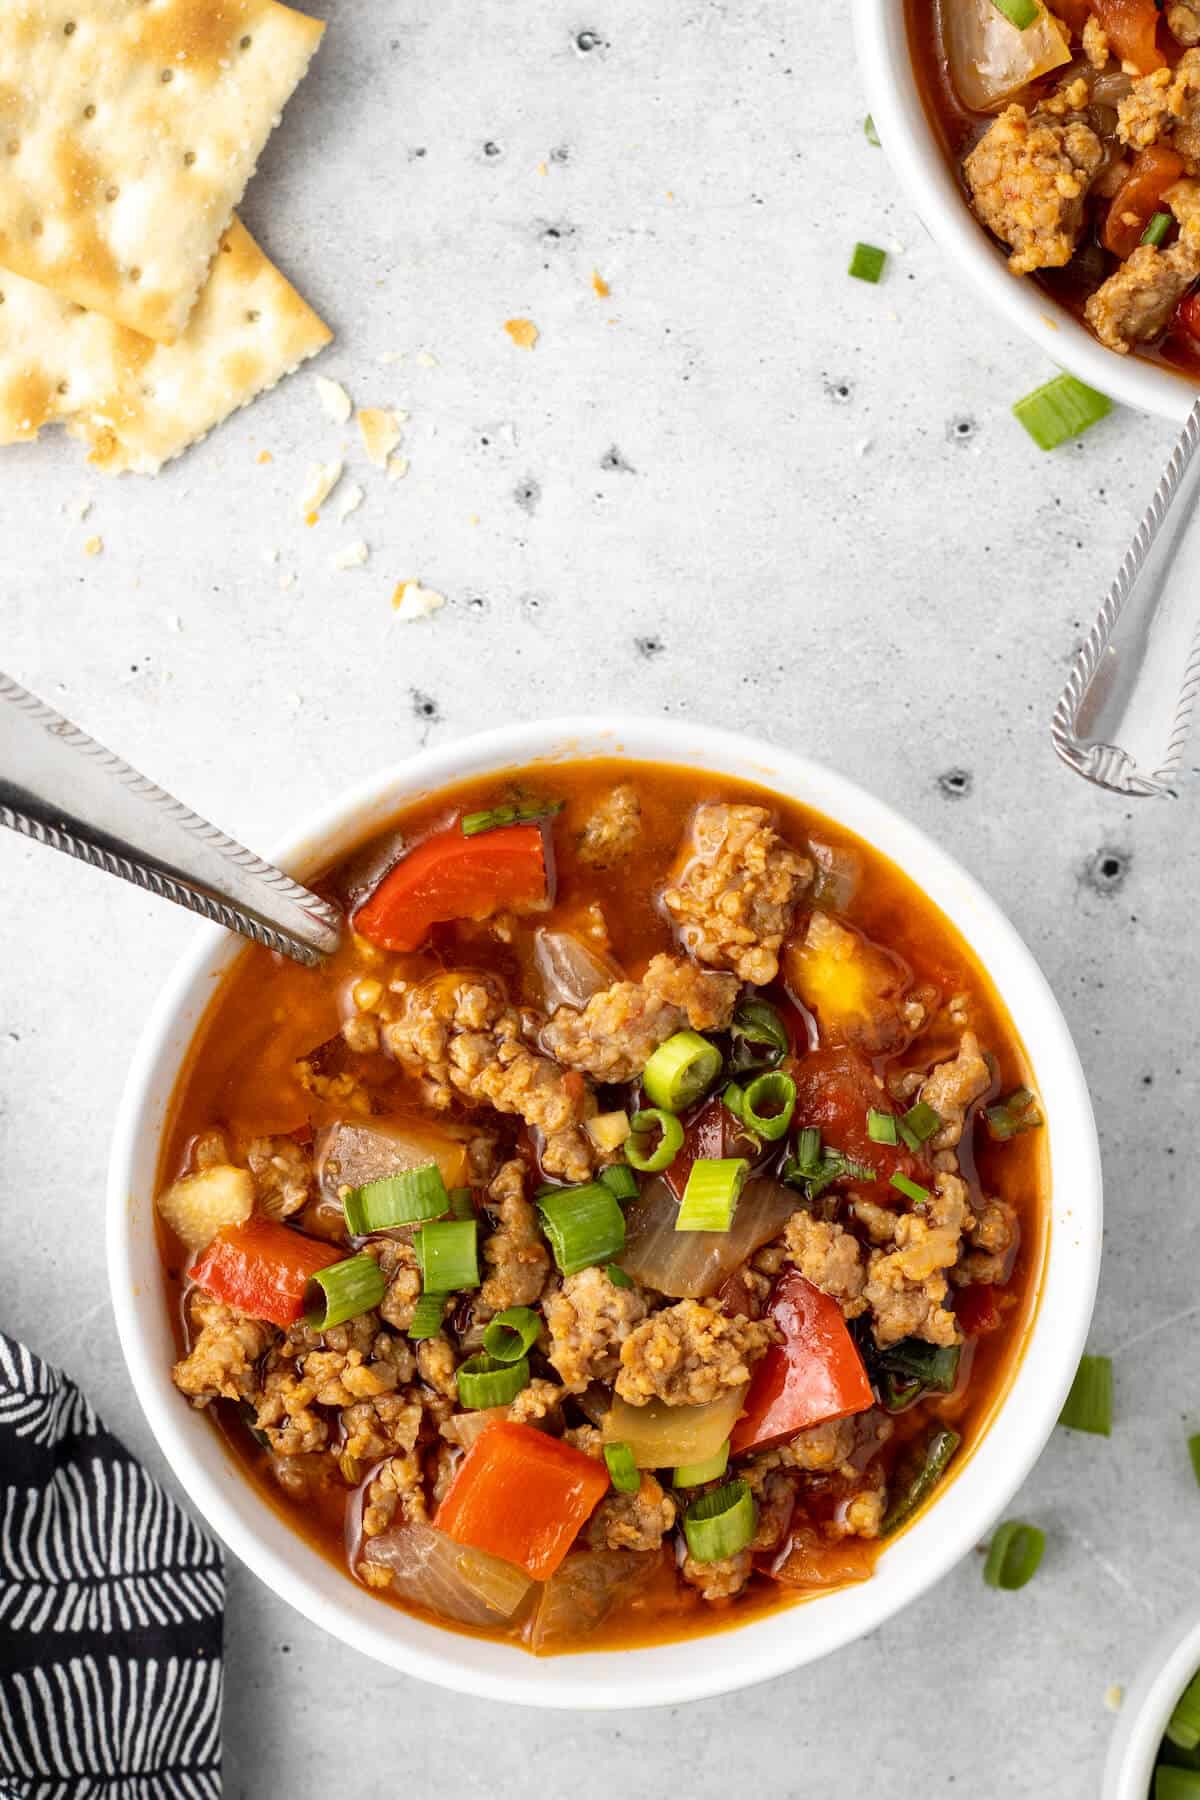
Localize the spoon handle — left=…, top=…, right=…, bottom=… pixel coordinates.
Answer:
left=0, top=671, right=342, bottom=965
left=1052, top=395, right=1200, bottom=798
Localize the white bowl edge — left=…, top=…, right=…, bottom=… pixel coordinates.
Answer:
left=1104, top=1606, right=1200, bottom=1799
left=106, top=715, right=1103, bottom=1709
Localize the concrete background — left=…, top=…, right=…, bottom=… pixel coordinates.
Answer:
left=2, top=2, right=1198, bottom=1794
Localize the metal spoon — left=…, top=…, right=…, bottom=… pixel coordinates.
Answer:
left=0, top=670, right=342, bottom=965
left=1052, top=396, right=1200, bottom=797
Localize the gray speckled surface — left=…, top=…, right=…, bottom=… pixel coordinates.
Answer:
left=2, top=2, right=1198, bottom=1794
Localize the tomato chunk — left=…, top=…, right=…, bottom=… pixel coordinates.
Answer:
left=663, top=1095, right=758, bottom=1201
left=955, top=1283, right=1004, bottom=1337
left=1103, top=145, right=1186, bottom=259
left=1175, top=288, right=1200, bottom=343
left=352, top=821, right=548, bottom=951
left=791, top=1047, right=925, bottom=1186
left=434, top=1421, right=611, bottom=1580
left=1093, top=0, right=1164, bottom=72
left=189, top=1216, right=345, bottom=1328
left=730, top=1269, right=874, bottom=1455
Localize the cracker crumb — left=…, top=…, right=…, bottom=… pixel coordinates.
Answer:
left=63, top=492, right=93, bottom=522
left=592, top=269, right=611, bottom=297
left=299, top=459, right=344, bottom=515
left=164, top=612, right=183, bottom=633
left=392, top=579, right=446, bottom=621
left=332, top=539, right=370, bottom=570
left=387, top=453, right=409, bottom=482
left=315, top=376, right=353, bottom=424
left=415, top=350, right=438, bottom=368
left=380, top=350, right=405, bottom=365
left=504, top=318, right=539, bottom=350
left=1103, top=1685, right=1124, bottom=1715
left=83, top=535, right=103, bottom=557
left=537, top=160, right=548, bottom=176
left=358, top=408, right=403, bottom=467
left=262, top=546, right=280, bottom=565
left=257, top=449, right=273, bottom=465
left=337, top=482, right=365, bottom=522
left=280, top=571, right=297, bottom=592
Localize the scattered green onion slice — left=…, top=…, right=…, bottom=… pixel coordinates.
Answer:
left=741, top=1071, right=796, bottom=1141
left=683, top=1479, right=757, bottom=1564
left=407, top=1290, right=449, bottom=1341
left=882, top=1427, right=961, bottom=1536
left=786, top=1127, right=877, bottom=1200
left=849, top=242, right=887, bottom=284
left=898, top=1101, right=941, bottom=1151
left=674, top=1442, right=730, bottom=1488
left=890, top=1172, right=931, bottom=1207
left=1013, top=372, right=1112, bottom=452
left=460, top=798, right=563, bottom=836
left=456, top=1352, right=530, bottom=1410
left=599, top=1163, right=639, bottom=1201
left=1143, top=209, right=1173, bottom=248
left=795, top=1127, right=821, bottom=1173
left=676, top=1157, right=749, bottom=1233
left=1058, top=1353, right=1112, bottom=1436
left=304, top=1253, right=386, bottom=1331
left=343, top=1162, right=448, bottom=1235
left=642, top=1030, right=723, bottom=1112
left=983, top=1519, right=1046, bottom=1590
left=1156, top=1768, right=1200, bottom=1798
left=867, top=1108, right=899, bottom=1145
left=538, top=1182, right=625, bottom=1277
left=482, top=1306, right=541, bottom=1364
left=604, top=1441, right=641, bottom=1494
left=864, top=114, right=881, bottom=147
left=1188, top=1434, right=1200, bottom=1486
left=729, top=998, right=789, bottom=1074
left=415, top=1219, right=480, bottom=1293
left=606, top=1262, right=633, bottom=1288
left=625, top=1108, right=685, bottom=1174
left=448, top=1186, right=475, bottom=1219
left=1169, top=1673, right=1200, bottom=1752
left=985, top=1087, right=1044, bottom=1140
left=991, top=0, right=1040, bottom=26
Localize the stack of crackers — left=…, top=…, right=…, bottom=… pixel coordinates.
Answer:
left=0, top=0, right=330, bottom=475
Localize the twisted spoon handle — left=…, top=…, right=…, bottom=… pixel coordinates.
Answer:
left=1052, top=396, right=1200, bottom=797
left=0, top=671, right=341, bottom=965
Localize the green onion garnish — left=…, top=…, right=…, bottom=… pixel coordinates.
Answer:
left=1058, top=1353, right=1112, bottom=1436
left=604, top=1440, right=641, bottom=1494
left=1169, top=1674, right=1200, bottom=1752
left=1156, top=1769, right=1200, bottom=1798
left=740, top=1071, right=796, bottom=1141
left=1143, top=210, right=1173, bottom=248
left=867, top=1108, right=898, bottom=1145
left=674, top=1442, right=730, bottom=1488
left=785, top=1127, right=877, bottom=1200
left=538, top=1182, right=626, bottom=1277
left=642, top=1030, right=723, bottom=1112
left=407, top=1290, right=449, bottom=1341
left=1188, top=1434, right=1200, bottom=1485
left=343, top=1162, right=449, bottom=1235
left=985, top=1087, right=1044, bottom=1141
left=599, top=1162, right=639, bottom=1201
left=415, top=1219, right=480, bottom=1292
left=890, top=1172, right=931, bottom=1207
left=795, top=1127, right=821, bottom=1173
left=460, top=798, right=563, bottom=836
left=456, top=1352, right=530, bottom=1410
left=482, top=1306, right=541, bottom=1364
left=683, top=1479, right=757, bottom=1564
left=1013, top=373, right=1112, bottom=452
left=676, top=1157, right=749, bottom=1233
left=849, top=242, right=887, bottom=284
left=864, top=114, right=880, bottom=147
left=448, top=1186, right=475, bottom=1219
left=304, top=1252, right=386, bottom=1331
left=625, top=1107, right=685, bottom=1173
left=983, top=1519, right=1046, bottom=1590
left=990, top=0, right=1040, bottom=26
left=729, top=998, right=789, bottom=1075
left=882, top=1426, right=961, bottom=1536
left=898, top=1101, right=941, bottom=1151
left=606, top=1262, right=633, bottom=1288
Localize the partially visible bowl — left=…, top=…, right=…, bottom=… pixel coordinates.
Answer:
left=1104, top=1605, right=1200, bottom=1799
left=107, top=716, right=1103, bottom=1707
left=853, top=0, right=1195, bottom=423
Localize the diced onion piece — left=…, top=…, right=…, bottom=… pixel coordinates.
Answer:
left=602, top=1384, right=748, bottom=1470
left=945, top=0, right=1069, bottom=111
left=156, top=1164, right=254, bottom=1253
left=441, top=1406, right=509, bottom=1451
left=533, top=928, right=618, bottom=1011
left=361, top=1522, right=533, bottom=1626
left=618, top=1174, right=796, bottom=1298
left=529, top=1549, right=659, bottom=1654
left=585, top=1110, right=631, bottom=1154
left=316, top=1117, right=470, bottom=1202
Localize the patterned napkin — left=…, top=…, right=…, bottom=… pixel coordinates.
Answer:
left=0, top=1333, right=224, bottom=1799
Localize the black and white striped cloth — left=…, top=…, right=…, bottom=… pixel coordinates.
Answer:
left=0, top=1334, right=224, bottom=1799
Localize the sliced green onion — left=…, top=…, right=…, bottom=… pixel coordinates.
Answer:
left=599, top=1162, right=639, bottom=1201
left=604, top=1441, right=641, bottom=1494
left=625, top=1108, right=684, bottom=1174
left=461, top=798, right=563, bottom=836
left=304, top=1253, right=386, bottom=1330
left=882, top=1427, right=961, bottom=1536
left=538, top=1182, right=625, bottom=1277
left=407, top=1290, right=449, bottom=1341
left=1058, top=1354, right=1112, bottom=1436
left=898, top=1101, right=941, bottom=1151
left=1188, top=1433, right=1200, bottom=1486
left=642, top=1030, right=723, bottom=1111
left=674, top=1442, right=730, bottom=1488
left=849, top=242, right=887, bottom=284
left=786, top=1127, right=877, bottom=1200
left=891, top=1172, right=931, bottom=1207
left=482, top=1306, right=541, bottom=1363
left=1156, top=1769, right=1200, bottom=1799
left=729, top=998, right=789, bottom=1074
left=676, top=1157, right=749, bottom=1232
left=741, top=1071, right=796, bottom=1141
left=985, top=1086, right=1044, bottom=1141
left=864, top=114, right=881, bottom=147
left=1143, top=209, right=1173, bottom=248
left=990, top=0, right=1040, bottom=26
left=1013, top=372, right=1111, bottom=452
left=795, top=1127, right=821, bottom=1173
left=415, top=1219, right=480, bottom=1292
left=343, top=1162, right=448, bottom=1234
left=983, top=1519, right=1046, bottom=1590
left=683, top=1479, right=757, bottom=1564
left=456, top=1352, right=530, bottom=1410
left=606, top=1262, right=633, bottom=1288
left=1169, top=1673, right=1200, bottom=1752
left=448, top=1186, right=475, bottom=1219
left=867, top=1108, right=899, bottom=1145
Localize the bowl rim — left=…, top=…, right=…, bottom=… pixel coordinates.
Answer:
left=853, top=0, right=1196, bottom=424
left=1103, top=1605, right=1200, bottom=1798
left=106, top=715, right=1103, bottom=1708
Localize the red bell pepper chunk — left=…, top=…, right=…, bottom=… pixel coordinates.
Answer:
left=189, top=1216, right=345, bottom=1329
left=352, top=822, right=548, bottom=952
left=1176, top=289, right=1200, bottom=346
left=434, top=1421, right=610, bottom=1580
left=730, top=1268, right=873, bottom=1455
left=955, top=1283, right=1003, bottom=1338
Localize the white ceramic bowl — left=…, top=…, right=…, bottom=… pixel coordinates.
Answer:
left=1104, top=1605, right=1200, bottom=1798
left=853, top=0, right=1195, bottom=422
left=107, top=716, right=1103, bottom=1708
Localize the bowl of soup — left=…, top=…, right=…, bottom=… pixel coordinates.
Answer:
left=855, top=0, right=1200, bottom=421
left=107, top=717, right=1101, bottom=1706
